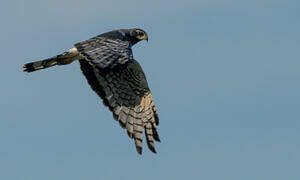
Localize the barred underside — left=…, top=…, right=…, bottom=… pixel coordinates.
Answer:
left=79, top=59, right=160, bottom=154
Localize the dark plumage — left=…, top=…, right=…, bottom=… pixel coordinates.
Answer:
left=23, top=28, right=160, bottom=155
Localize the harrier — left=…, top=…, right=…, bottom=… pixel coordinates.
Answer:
left=23, top=28, right=160, bottom=154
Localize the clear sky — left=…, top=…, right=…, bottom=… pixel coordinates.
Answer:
left=1, top=0, right=300, bottom=179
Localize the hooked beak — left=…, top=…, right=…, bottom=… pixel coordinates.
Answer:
left=141, top=35, right=148, bottom=42
left=140, top=33, right=148, bottom=42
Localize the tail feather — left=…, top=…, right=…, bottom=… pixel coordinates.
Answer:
left=23, top=57, right=59, bottom=72
left=23, top=49, right=79, bottom=73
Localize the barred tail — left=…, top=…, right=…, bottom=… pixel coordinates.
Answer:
left=23, top=49, right=79, bottom=73
left=23, top=57, right=58, bottom=72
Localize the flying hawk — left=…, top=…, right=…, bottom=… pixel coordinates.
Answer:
left=23, top=28, right=160, bottom=154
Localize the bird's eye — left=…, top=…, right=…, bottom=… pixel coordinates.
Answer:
left=137, top=31, right=144, bottom=36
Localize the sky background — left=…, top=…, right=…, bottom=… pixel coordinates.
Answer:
left=1, top=0, right=300, bottom=179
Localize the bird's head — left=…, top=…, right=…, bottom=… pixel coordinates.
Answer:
left=123, top=28, right=148, bottom=45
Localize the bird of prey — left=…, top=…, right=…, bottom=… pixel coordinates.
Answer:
left=23, top=28, right=160, bottom=154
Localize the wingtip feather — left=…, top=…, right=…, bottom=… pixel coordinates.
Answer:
left=148, top=146, right=157, bottom=154
left=136, top=146, right=142, bottom=155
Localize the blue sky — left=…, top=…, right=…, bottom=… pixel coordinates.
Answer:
left=1, top=0, right=300, bottom=179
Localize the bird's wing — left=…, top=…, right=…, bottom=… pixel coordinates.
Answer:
left=75, top=36, right=133, bottom=69
left=79, top=59, right=160, bottom=154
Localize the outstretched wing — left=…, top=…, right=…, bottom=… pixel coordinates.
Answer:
left=79, top=59, right=160, bottom=154
left=75, top=36, right=133, bottom=69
